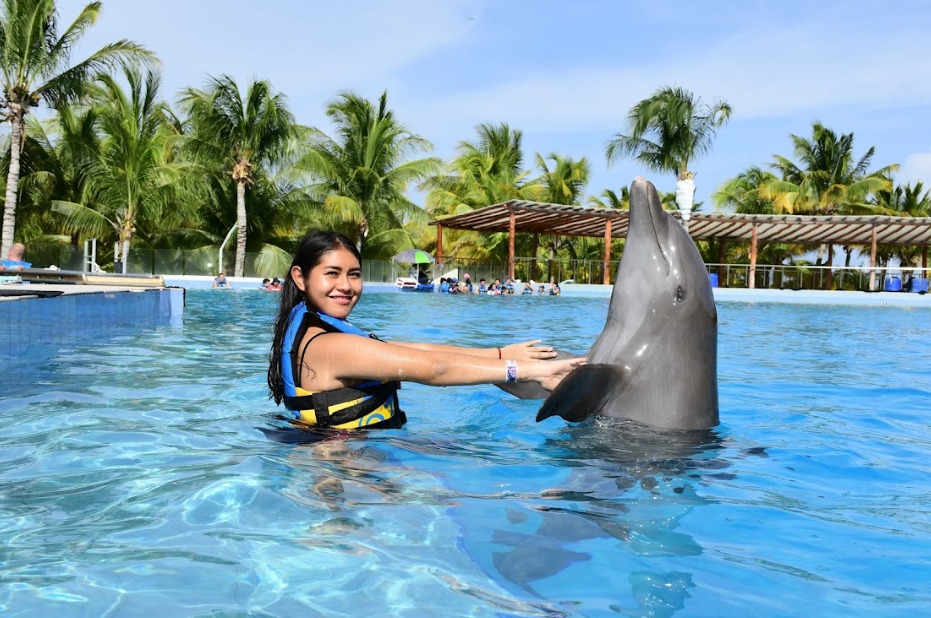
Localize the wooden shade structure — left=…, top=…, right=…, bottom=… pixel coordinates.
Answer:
left=430, top=201, right=931, bottom=286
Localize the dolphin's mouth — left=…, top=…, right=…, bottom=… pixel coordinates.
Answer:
left=645, top=192, right=671, bottom=276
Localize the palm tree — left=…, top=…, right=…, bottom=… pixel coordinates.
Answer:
left=425, top=122, right=534, bottom=218
left=709, top=166, right=798, bottom=270
left=878, top=180, right=931, bottom=217
left=423, top=123, right=542, bottom=261
left=301, top=90, right=441, bottom=257
left=53, top=68, right=183, bottom=272
left=180, top=75, right=297, bottom=276
left=15, top=103, right=99, bottom=260
left=874, top=180, right=931, bottom=272
left=533, top=153, right=590, bottom=280
left=0, top=0, right=153, bottom=259
left=764, top=122, right=897, bottom=215
left=605, top=86, right=732, bottom=216
left=534, top=152, right=590, bottom=206
left=588, top=186, right=630, bottom=210
left=712, top=166, right=779, bottom=214
left=762, top=123, right=898, bottom=287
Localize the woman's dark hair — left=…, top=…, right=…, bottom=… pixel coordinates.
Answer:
left=267, top=231, right=361, bottom=403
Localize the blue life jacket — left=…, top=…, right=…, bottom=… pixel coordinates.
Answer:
left=281, top=302, right=404, bottom=429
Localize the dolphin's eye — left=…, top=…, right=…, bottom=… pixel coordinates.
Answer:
left=675, top=285, right=685, bottom=302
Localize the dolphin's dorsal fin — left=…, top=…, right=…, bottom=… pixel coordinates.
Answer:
left=536, top=364, right=626, bottom=423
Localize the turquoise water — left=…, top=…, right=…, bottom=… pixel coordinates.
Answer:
left=1, top=290, right=929, bottom=617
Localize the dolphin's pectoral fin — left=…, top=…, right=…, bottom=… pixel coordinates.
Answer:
left=496, top=381, right=551, bottom=400
left=536, top=364, right=625, bottom=423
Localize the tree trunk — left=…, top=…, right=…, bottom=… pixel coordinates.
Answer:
left=357, top=215, right=369, bottom=256
left=838, top=245, right=853, bottom=288
left=717, top=240, right=727, bottom=288
left=235, top=180, right=247, bottom=277
left=1, top=104, right=25, bottom=259
left=121, top=215, right=133, bottom=273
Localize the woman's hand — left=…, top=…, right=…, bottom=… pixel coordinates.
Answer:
left=501, top=340, right=557, bottom=361
left=530, top=357, right=585, bottom=391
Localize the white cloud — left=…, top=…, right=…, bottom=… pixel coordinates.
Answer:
left=897, top=152, right=931, bottom=187
left=58, top=0, right=484, bottom=99
left=397, top=67, right=653, bottom=138
left=57, top=0, right=931, bottom=135
left=392, top=13, right=931, bottom=149
left=690, top=18, right=931, bottom=119
left=47, top=0, right=931, bottom=201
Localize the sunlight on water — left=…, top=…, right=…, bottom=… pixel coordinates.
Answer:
left=1, top=290, right=930, bottom=616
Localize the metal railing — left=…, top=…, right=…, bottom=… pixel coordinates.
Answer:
left=429, top=258, right=927, bottom=292
left=20, top=245, right=927, bottom=292
left=706, top=263, right=927, bottom=292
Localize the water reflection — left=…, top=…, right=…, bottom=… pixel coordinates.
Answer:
left=474, top=419, right=727, bottom=614
left=261, top=414, right=735, bottom=616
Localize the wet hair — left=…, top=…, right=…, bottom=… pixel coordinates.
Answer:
left=267, top=231, right=361, bottom=403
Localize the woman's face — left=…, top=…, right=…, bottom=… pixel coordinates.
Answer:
left=291, top=247, right=362, bottom=319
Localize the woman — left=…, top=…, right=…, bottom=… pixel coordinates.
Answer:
left=268, top=231, right=583, bottom=431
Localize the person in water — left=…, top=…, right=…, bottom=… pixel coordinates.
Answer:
left=267, top=231, right=583, bottom=431
left=213, top=272, right=229, bottom=288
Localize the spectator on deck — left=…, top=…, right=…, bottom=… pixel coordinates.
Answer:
left=2, top=243, right=30, bottom=270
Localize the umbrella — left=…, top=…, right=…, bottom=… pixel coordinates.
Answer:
left=392, top=249, right=434, bottom=264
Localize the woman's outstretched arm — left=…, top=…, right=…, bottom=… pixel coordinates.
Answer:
left=299, top=334, right=582, bottom=392
left=391, top=339, right=557, bottom=362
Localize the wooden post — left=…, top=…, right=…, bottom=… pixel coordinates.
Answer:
left=435, top=224, right=444, bottom=280
left=826, top=244, right=834, bottom=290
left=869, top=225, right=878, bottom=291
left=530, top=233, right=539, bottom=281
left=508, top=210, right=516, bottom=280
left=603, top=218, right=612, bottom=285
left=749, top=224, right=758, bottom=289
left=922, top=246, right=928, bottom=278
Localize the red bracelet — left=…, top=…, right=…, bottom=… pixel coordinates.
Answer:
left=497, top=347, right=502, bottom=359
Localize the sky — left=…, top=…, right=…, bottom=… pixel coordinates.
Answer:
left=56, top=0, right=931, bottom=210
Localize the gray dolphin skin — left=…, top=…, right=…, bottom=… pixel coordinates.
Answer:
left=536, top=177, right=719, bottom=430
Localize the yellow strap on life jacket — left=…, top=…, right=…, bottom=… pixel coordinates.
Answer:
left=293, top=386, right=397, bottom=429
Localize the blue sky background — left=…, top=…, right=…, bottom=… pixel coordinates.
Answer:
left=57, top=0, right=931, bottom=210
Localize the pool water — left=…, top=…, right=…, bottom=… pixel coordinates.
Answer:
left=1, top=290, right=929, bottom=617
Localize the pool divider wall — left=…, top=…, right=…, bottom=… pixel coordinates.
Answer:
left=0, top=286, right=184, bottom=360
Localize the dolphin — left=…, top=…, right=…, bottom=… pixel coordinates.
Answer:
left=536, top=177, right=719, bottom=430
